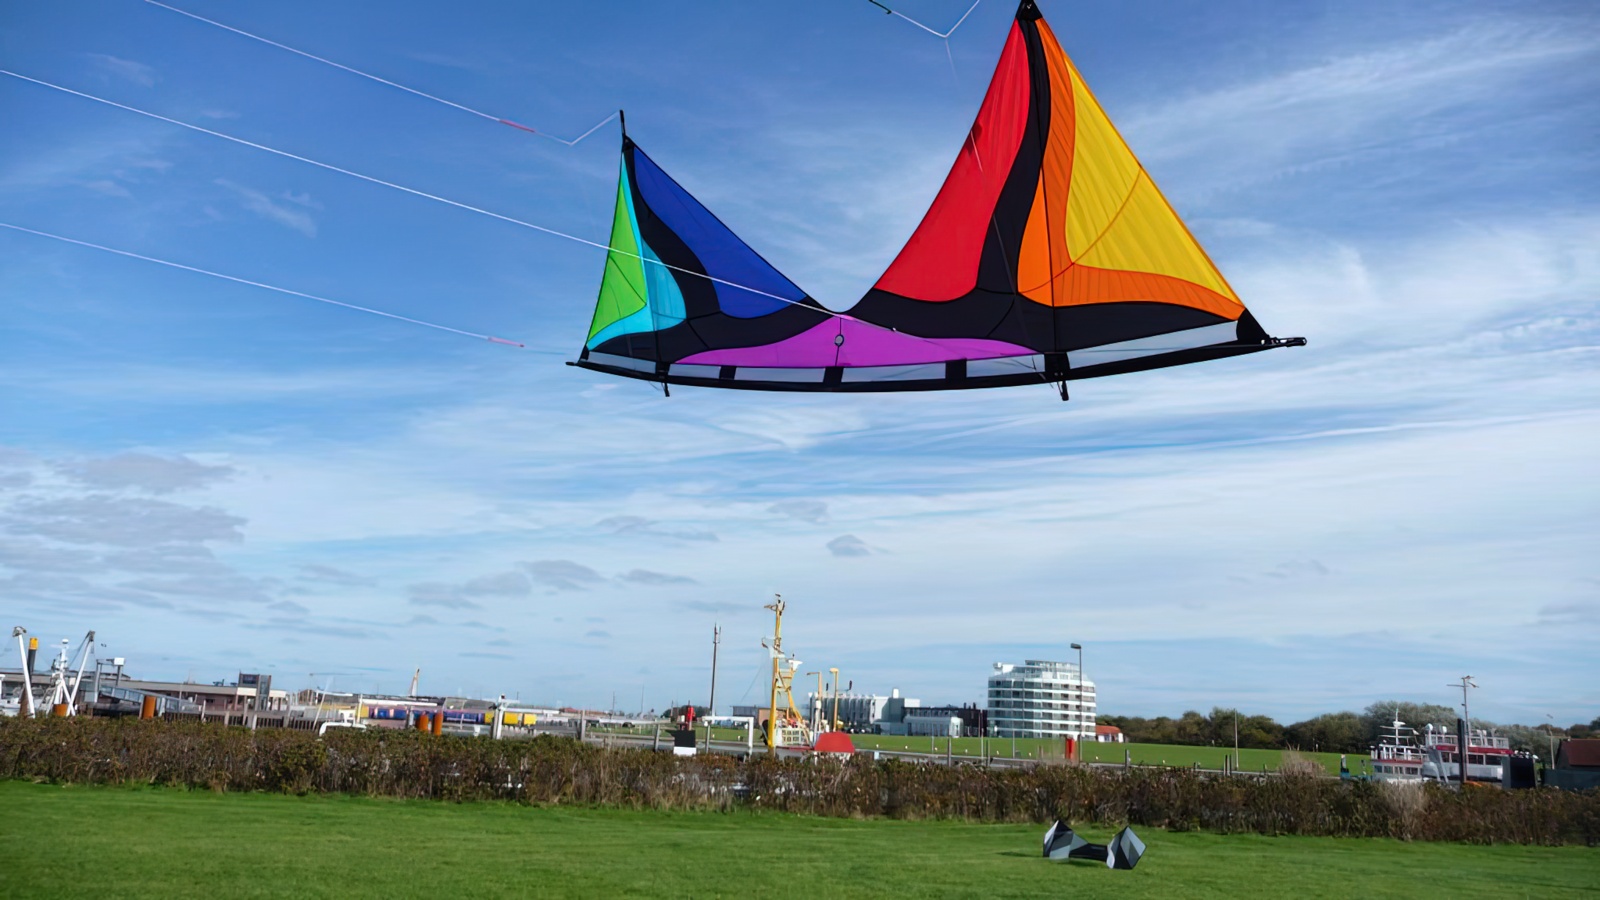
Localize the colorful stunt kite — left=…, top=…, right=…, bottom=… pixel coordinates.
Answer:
left=571, top=0, right=1303, bottom=397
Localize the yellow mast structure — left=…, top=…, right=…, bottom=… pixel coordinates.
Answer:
left=762, top=594, right=807, bottom=750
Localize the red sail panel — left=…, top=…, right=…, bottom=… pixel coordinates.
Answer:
left=872, top=22, right=1032, bottom=302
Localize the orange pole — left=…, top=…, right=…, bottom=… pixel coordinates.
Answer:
left=431, top=712, right=442, bottom=735
left=140, top=695, right=157, bottom=719
left=415, top=712, right=428, bottom=732
left=51, top=703, right=68, bottom=717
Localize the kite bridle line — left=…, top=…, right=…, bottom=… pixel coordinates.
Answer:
left=866, top=0, right=983, bottom=40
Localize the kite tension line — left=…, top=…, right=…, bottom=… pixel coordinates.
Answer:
left=0, top=69, right=958, bottom=350
left=0, top=222, right=524, bottom=346
left=865, top=0, right=983, bottom=39
left=140, top=0, right=615, bottom=145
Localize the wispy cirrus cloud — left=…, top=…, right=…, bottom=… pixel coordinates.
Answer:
left=87, top=53, right=157, bottom=88
left=1122, top=17, right=1597, bottom=199
left=213, top=179, right=319, bottom=237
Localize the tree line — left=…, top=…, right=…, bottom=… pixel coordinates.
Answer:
left=1099, top=703, right=1599, bottom=764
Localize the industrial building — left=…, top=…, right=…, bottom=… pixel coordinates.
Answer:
left=986, top=659, right=1097, bottom=740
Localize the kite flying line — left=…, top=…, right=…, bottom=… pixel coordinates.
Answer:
left=0, top=69, right=961, bottom=350
left=865, top=0, right=982, bottom=39
left=140, top=0, right=615, bottom=145
left=0, top=222, right=525, bottom=346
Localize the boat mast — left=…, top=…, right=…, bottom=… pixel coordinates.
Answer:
left=764, top=595, right=783, bottom=750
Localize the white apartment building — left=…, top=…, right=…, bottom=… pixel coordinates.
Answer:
left=986, top=659, right=1096, bottom=739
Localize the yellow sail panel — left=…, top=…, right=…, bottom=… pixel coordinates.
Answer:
left=1061, top=57, right=1140, bottom=263
left=1060, top=55, right=1241, bottom=306
left=1074, top=174, right=1239, bottom=303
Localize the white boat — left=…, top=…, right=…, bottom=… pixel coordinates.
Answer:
left=1370, top=718, right=1428, bottom=783
left=1419, top=724, right=1514, bottom=783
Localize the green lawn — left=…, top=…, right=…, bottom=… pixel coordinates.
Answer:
left=0, top=782, right=1593, bottom=899
left=848, top=735, right=1361, bottom=774
left=599, top=726, right=1363, bottom=775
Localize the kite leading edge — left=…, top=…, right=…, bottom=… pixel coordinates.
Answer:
left=570, top=0, right=1305, bottom=397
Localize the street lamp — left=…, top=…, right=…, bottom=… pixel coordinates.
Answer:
left=1546, top=713, right=1557, bottom=768
left=828, top=667, right=840, bottom=733
left=1069, top=643, right=1083, bottom=741
left=1448, top=675, right=1477, bottom=739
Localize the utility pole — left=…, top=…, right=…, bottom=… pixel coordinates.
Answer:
left=705, top=624, right=720, bottom=751
left=1234, top=710, right=1240, bottom=770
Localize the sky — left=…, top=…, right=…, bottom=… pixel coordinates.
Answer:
left=2, top=0, right=1596, bottom=727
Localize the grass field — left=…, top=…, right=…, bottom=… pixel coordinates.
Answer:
left=1, top=782, right=1593, bottom=899
left=850, top=735, right=1359, bottom=773
left=647, top=725, right=1361, bottom=774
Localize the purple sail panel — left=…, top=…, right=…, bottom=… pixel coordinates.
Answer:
left=677, top=319, right=1033, bottom=368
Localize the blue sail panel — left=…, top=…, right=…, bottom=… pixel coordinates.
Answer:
left=630, top=147, right=805, bottom=318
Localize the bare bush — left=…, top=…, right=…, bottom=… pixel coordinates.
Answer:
left=1380, top=781, right=1429, bottom=839
left=1279, top=752, right=1323, bottom=779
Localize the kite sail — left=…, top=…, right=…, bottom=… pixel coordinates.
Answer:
left=572, top=0, right=1303, bottom=396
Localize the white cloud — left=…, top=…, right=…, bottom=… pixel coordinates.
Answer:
left=1121, top=18, right=1596, bottom=197
left=769, top=499, right=829, bottom=524
left=87, top=54, right=157, bottom=88
left=5, top=494, right=244, bottom=547
left=60, top=452, right=234, bottom=494
left=826, top=534, right=874, bottom=557
left=213, top=179, right=318, bottom=237
left=522, top=560, right=606, bottom=592
left=618, top=568, right=697, bottom=586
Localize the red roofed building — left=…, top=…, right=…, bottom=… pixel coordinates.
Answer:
left=1094, top=724, right=1124, bottom=743
left=1548, top=739, right=1600, bottom=791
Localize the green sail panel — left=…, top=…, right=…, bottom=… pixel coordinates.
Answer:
left=586, top=160, right=649, bottom=345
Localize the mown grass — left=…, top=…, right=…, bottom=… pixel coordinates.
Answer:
left=0, top=781, right=1593, bottom=899
left=641, top=726, right=1360, bottom=774
left=842, top=734, right=1359, bottom=774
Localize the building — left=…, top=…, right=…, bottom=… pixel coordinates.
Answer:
left=801, top=692, right=894, bottom=731
left=904, top=715, right=962, bottom=738
left=1093, top=724, right=1125, bottom=743
left=911, top=704, right=988, bottom=737
left=1547, top=739, right=1600, bottom=791
left=987, top=659, right=1096, bottom=740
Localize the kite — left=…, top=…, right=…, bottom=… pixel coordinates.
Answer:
left=573, top=0, right=1303, bottom=397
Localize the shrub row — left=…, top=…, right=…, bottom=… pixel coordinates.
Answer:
left=2, top=717, right=1595, bottom=845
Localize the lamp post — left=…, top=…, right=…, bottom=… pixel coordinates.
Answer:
left=1069, top=643, right=1083, bottom=741
left=805, top=671, right=822, bottom=733
left=1449, top=675, right=1477, bottom=738
left=1545, top=713, right=1557, bottom=768
left=829, top=667, right=840, bottom=733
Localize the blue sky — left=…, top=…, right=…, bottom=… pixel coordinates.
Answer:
left=2, top=0, right=1596, bottom=725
